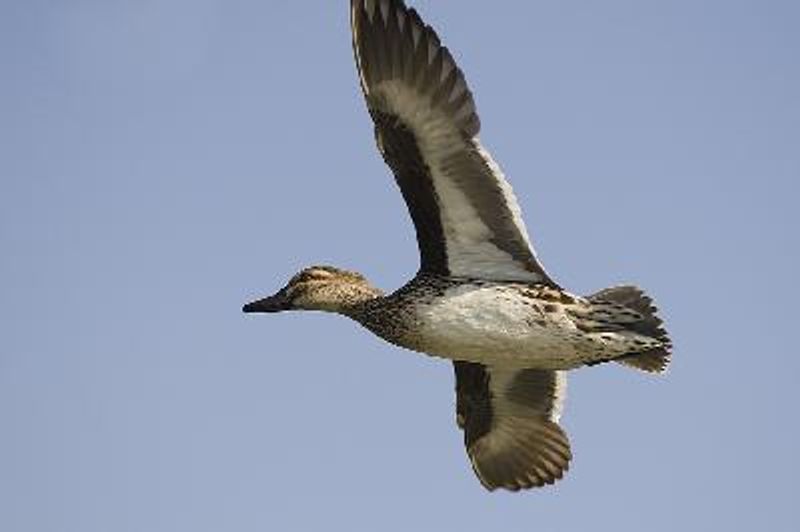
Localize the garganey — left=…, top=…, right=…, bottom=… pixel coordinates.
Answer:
left=244, top=0, right=672, bottom=492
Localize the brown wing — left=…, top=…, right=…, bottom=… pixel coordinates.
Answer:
left=351, top=0, right=557, bottom=284
left=454, top=362, right=571, bottom=491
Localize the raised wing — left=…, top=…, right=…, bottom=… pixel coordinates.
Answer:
left=454, top=362, right=571, bottom=491
left=351, top=0, right=557, bottom=284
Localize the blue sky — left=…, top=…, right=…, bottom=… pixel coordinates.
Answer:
left=1, top=1, right=798, bottom=530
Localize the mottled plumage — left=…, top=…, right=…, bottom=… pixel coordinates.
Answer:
left=243, top=0, right=672, bottom=492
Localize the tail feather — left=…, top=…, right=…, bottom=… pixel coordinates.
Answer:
left=614, top=349, right=671, bottom=373
left=588, top=286, right=671, bottom=373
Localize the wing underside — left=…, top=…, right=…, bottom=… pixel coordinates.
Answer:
left=351, top=0, right=557, bottom=285
left=454, top=362, right=571, bottom=490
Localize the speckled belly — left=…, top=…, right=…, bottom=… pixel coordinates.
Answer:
left=404, top=285, right=624, bottom=369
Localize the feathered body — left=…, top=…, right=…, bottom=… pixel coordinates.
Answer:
left=243, top=0, right=673, bottom=491
left=351, top=275, right=669, bottom=371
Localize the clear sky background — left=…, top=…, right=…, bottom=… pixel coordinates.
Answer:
left=2, top=1, right=798, bottom=531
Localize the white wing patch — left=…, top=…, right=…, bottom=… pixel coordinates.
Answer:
left=374, top=80, right=542, bottom=281
left=353, top=0, right=556, bottom=284
left=474, top=142, right=535, bottom=251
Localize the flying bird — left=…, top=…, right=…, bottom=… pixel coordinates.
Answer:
left=244, top=0, right=671, bottom=491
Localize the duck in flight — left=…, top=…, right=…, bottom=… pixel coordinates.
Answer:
left=244, top=0, right=672, bottom=491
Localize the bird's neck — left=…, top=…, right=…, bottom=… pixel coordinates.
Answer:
left=336, top=284, right=385, bottom=318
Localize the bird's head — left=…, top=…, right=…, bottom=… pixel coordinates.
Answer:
left=243, top=265, right=383, bottom=315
